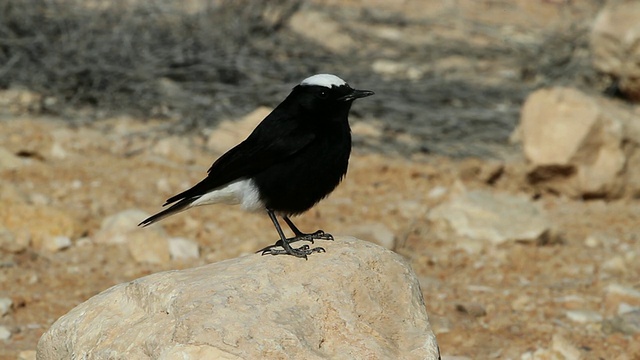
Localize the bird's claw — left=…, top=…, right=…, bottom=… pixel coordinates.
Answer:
left=260, top=244, right=325, bottom=259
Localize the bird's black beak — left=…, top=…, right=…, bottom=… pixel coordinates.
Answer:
left=338, top=88, right=375, bottom=102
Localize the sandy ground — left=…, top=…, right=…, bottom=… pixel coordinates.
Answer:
left=1, top=115, right=639, bottom=359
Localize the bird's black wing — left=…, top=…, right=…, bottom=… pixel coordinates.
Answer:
left=163, top=113, right=316, bottom=206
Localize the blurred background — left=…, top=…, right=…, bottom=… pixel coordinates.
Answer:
left=3, top=1, right=640, bottom=359
left=1, top=0, right=605, bottom=157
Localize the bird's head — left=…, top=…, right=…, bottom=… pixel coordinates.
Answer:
left=288, top=74, right=374, bottom=117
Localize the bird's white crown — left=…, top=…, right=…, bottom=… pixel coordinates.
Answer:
left=300, top=74, right=347, bottom=88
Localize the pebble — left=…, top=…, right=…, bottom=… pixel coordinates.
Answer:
left=602, top=256, right=628, bottom=275
left=0, top=227, right=30, bottom=253
left=0, top=297, right=12, bottom=316
left=455, top=302, right=487, bottom=317
left=603, top=283, right=640, bottom=316
left=0, top=147, right=22, bottom=170
left=602, top=309, right=640, bottom=335
left=127, top=230, right=170, bottom=264
left=94, top=209, right=154, bottom=244
left=565, top=309, right=603, bottom=323
left=168, top=237, right=200, bottom=260
left=41, top=236, right=72, bottom=252
left=0, top=325, right=11, bottom=340
left=17, top=350, right=37, bottom=360
left=521, top=334, right=581, bottom=360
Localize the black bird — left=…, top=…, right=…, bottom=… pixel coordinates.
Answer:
left=139, top=74, right=374, bottom=258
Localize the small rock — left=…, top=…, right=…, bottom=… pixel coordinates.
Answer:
left=550, top=334, right=582, bottom=360
left=427, top=186, right=448, bottom=199
left=0, top=325, right=11, bottom=340
left=0, top=297, right=13, bottom=316
left=127, top=231, right=171, bottom=265
left=602, top=256, right=628, bottom=275
left=41, top=236, right=72, bottom=253
left=603, top=283, right=640, bottom=316
left=602, top=309, right=640, bottom=335
left=168, top=237, right=200, bottom=260
left=591, top=1, right=640, bottom=100
left=427, top=189, right=552, bottom=245
left=516, top=87, right=637, bottom=198
left=565, top=309, right=603, bottom=323
left=583, top=235, right=601, bottom=248
left=0, top=147, right=22, bottom=170
left=0, top=204, right=80, bottom=251
left=521, top=334, right=581, bottom=360
left=17, top=350, right=37, bottom=360
left=455, top=302, right=487, bottom=317
left=94, top=209, right=155, bottom=244
left=0, top=227, right=30, bottom=253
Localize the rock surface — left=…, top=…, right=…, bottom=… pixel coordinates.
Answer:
left=591, top=0, right=640, bottom=101
left=37, top=237, right=440, bottom=360
left=517, top=86, right=640, bottom=198
left=427, top=189, right=552, bottom=246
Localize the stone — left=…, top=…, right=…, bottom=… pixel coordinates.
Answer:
left=94, top=209, right=157, bottom=244
left=206, top=107, right=272, bottom=154
left=40, top=236, right=72, bottom=253
left=0, top=203, right=80, bottom=251
left=603, top=283, right=640, bottom=316
left=602, top=255, right=628, bottom=275
left=0, top=325, right=11, bottom=340
left=521, top=334, right=582, bottom=360
left=0, top=227, right=30, bottom=253
left=168, top=237, right=200, bottom=260
left=0, top=297, right=12, bottom=316
left=127, top=230, right=171, bottom=265
left=565, top=309, right=603, bottom=323
left=427, top=189, right=552, bottom=245
left=590, top=0, right=640, bottom=101
left=17, top=350, right=37, bottom=360
left=602, top=309, right=640, bottom=335
left=517, top=87, right=635, bottom=198
left=37, top=237, right=440, bottom=360
left=0, top=146, right=22, bottom=170
left=455, top=302, right=487, bottom=317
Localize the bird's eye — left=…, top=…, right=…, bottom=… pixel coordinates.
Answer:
left=318, top=91, right=328, bottom=99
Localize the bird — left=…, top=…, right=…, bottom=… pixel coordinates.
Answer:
left=139, top=74, right=374, bottom=258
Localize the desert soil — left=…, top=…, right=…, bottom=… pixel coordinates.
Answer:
left=1, top=113, right=639, bottom=359
left=2, top=1, right=640, bottom=359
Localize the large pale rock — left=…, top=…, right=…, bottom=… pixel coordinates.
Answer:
left=591, top=0, right=640, bottom=101
left=517, top=87, right=640, bottom=198
left=37, top=237, right=439, bottom=360
left=427, top=189, right=552, bottom=247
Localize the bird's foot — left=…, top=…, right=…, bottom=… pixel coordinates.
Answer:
left=257, top=230, right=333, bottom=252
left=296, top=229, right=334, bottom=242
left=260, top=244, right=325, bottom=259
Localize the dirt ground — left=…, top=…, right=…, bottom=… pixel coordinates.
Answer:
left=2, top=1, right=640, bottom=359
left=1, top=114, right=639, bottom=359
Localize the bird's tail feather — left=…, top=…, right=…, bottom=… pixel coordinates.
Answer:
left=138, top=197, right=198, bottom=227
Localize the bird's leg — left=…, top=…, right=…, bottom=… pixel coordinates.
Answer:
left=259, top=209, right=325, bottom=259
left=283, top=216, right=334, bottom=242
